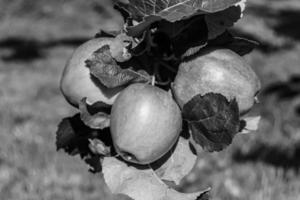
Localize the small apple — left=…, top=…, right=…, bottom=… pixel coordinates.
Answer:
left=110, top=83, right=182, bottom=165
left=173, top=48, right=261, bottom=114
left=60, top=37, right=124, bottom=107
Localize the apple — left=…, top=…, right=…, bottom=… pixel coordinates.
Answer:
left=60, top=37, right=124, bottom=107
left=172, top=48, right=261, bottom=114
left=110, top=83, right=182, bottom=164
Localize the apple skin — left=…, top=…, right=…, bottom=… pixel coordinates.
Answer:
left=173, top=48, right=261, bottom=115
left=110, top=83, right=182, bottom=165
left=60, top=38, right=123, bottom=107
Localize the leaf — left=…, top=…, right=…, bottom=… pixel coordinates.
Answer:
left=225, top=37, right=259, bottom=56
left=182, top=93, right=240, bottom=152
left=131, top=15, right=208, bottom=59
left=208, top=31, right=258, bottom=56
left=56, top=114, right=97, bottom=154
left=205, top=1, right=245, bottom=39
left=239, top=116, right=261, bottom=134
left=119, top=0, right=242, bottom=36
left=79, top=98, right=111, bottom=129
left=102, top=157, right=210, bottom=200
left=151, top=137, right=197, bottom=185
left=55, top=114, right=112, bottom=173
left=166, top=15, right=208, bottom=57
left=86, top=44, right=151, bottom=88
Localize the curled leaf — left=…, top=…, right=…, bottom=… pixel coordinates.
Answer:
left=208, top=31, right=259, bottom=56
left=79, top=98, right=111, bottom=129
left=55, top=114, right=107, bottom=172
left=102, top=157, right=210, bottom=200
left=151, top=137, right=197, bottom=185
left=86, top=44, right=151, bottom=88
left=183, top=93, right=240, bottom=152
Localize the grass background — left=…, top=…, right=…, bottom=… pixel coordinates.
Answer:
left=0, top=0, right=300, bottom=199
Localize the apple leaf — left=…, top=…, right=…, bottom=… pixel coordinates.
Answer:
left=208, top=31, right=258, bottom=56
left=127, top=0, right=241, bottom=19
left=55, top=114, right=112, bottom=173
left=162, top=15, right=208, bottom=57
left=239, top=116, right=261, bottom=134
left=151, top=136, right=197, bottom=185
left=56, top=114, right=96, bottom=155
left=86, top=44, right=151, bottom=88
left=79, top=98, right=111, bottom=129
left=102, top=157, right=210, bottom=200
left=225, top=37, right=259, bottom=56
left=182, top=93, right=240, bottom=152
left=131, top=15, right=208, bottom=60
left=117, top=0, right=242, bottom=37
left=205, top=1, right=245, bottom=40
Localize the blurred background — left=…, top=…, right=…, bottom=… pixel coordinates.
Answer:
left=0, top=0, right=300, bottom=199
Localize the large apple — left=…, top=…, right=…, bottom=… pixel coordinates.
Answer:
left=110, top=83, right=182, bottom=165
left=172, top=48, right=261, bottom=114
left=60, top=37, right=124, bottom=107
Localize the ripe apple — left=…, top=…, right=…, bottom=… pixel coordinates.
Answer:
left=110, top=83, right=182, bottom=165
left=60, top=38, right=124, bottom=107
left=172, top=48, right=261, bottom=115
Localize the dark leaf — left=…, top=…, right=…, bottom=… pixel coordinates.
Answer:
left=131, top=15, right=208, bottom=60
left=86, top=45, right=151, bottom=88
left=205, top=4, right=243, bottom=39
left=208, top=31, right=258, bottom=56
left=55, top=114, right=113, bottom=173
left=79, top=98, right=111, bottom=129
left=56, top=114, right=97, bottom=154
left=183, top=93, right=240, bottom=152
left=225, top=37, right=259, bottom=56
left=189, top=125, right=226, bottom=152
left=169, top=15, right=208, bottom=57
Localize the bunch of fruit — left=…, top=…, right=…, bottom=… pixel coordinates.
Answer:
left=56, top=1, right=262, bottom=199
left=60, top=36, right=260, bottom=165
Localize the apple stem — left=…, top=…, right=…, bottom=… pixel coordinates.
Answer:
left=151, top=76, right=156, bottom=86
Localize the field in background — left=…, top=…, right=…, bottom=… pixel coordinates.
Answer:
left=0, top=0, right=300, bottom=199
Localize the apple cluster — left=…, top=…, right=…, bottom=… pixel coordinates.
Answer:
left=59, top=35, right=260, bottom=165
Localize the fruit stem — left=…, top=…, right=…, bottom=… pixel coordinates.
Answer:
left=151, top=76, right=156, bottom=86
